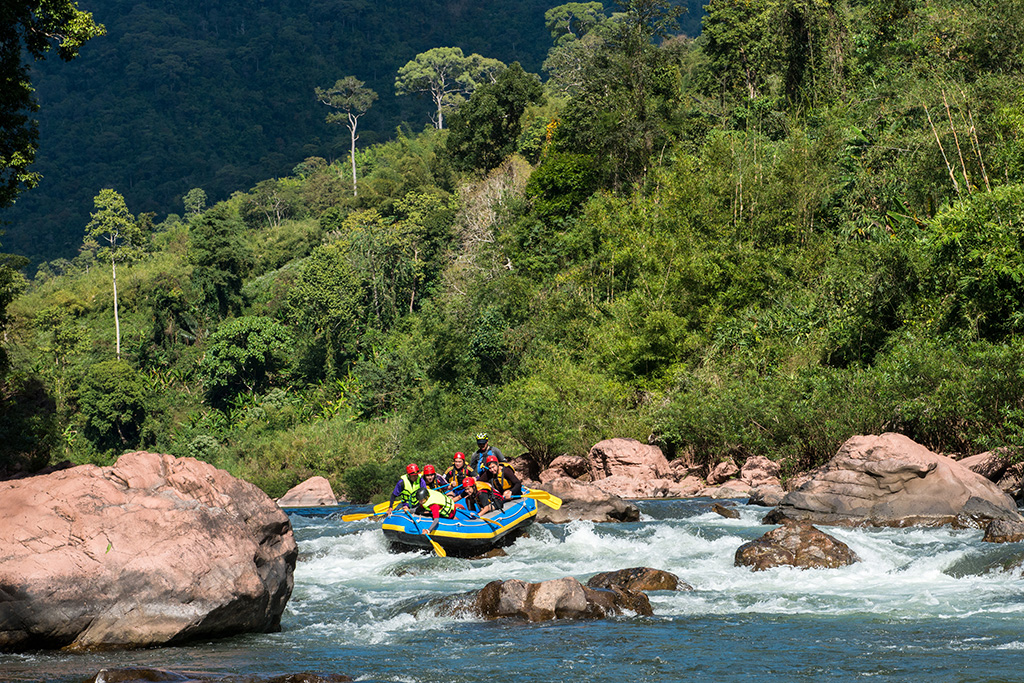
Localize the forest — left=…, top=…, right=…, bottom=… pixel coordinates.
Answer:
left=2, top=0, right=1024, bottom=503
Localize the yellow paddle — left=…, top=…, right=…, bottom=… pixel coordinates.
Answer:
left=524, top=490, right=562, bottom=510
left=340, top=511, right=381, bottom=522
left=425, top=534, right=447, bottom=557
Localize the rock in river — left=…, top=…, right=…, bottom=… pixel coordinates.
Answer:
left=475, top=576, right=653, bottom=621
left=735, top=521, right=860, bottom=571
left=0, top=451, right=297, bottom=651
left=764, top=433, right=1022, bottom=528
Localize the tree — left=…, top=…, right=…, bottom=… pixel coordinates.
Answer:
left=446, top=63, right=545, bottom=172
left=75, top=360, right=148, bottom=452
left=0, top=0, right=104, bottom=208
left=199, top=316, right=295, bottom=408
left=183, top=188, right=207, bottom=216
left=84, top=189, right=145, bottom=360
left=288, top=243, right=364, bottom=380
left=395, top=47, right=505, bottom=130
left=554, top=0, right=686, bottom=189
left=190, top=203, right=251, bottom=321
left=315, top=76, right=378, bottom=197
left=545, top=2, right=607, bottom=45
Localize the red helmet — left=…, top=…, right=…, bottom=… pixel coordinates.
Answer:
left=423, top=464, right=436, bottom=475
left=463, top=477, right=476, bottom=489
left=454, top=452, right=465, bottom=462
left=406, top=463, right=419, bottom=475
left=485, top=454, right=499, bottom=464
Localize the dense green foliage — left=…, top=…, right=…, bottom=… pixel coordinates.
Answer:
left=2, top=0, right=1023, bottom=502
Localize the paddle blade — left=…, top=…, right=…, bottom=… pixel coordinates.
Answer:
left=428, top=537, right=447, bottom=557
left=527, top=490, right=563, bottom=510
left=341, top=512, right=376, bottom=522
left=372, top=501, right=393, bottom=514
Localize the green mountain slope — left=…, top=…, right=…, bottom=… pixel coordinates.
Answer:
left=0, top=0, right=704, bottom=263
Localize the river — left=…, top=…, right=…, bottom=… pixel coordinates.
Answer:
left=4, top=499, right=1024, bottom=682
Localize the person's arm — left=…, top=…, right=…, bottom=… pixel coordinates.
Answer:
left=505, top=467, right=522, bottom=498
left=425, top=503, right=441, bottom=533
left=388, top=480, right=403, bottom=514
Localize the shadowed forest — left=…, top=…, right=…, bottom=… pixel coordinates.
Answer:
left=2, top=0, right=1024, bottom=502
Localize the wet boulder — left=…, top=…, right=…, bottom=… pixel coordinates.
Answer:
left=586, top=567, right=691, bottom=592
left=712, top=503, right=740, bottom=519
left=534, top=477, right=640, bottom=523
left=764, top=433, right=1022, bottom=528
left=983, top=519, right=1024, bottom=543
left=0, top=451, right=297, bottom=651
left=475, top=576, right=652, bottom=621
left=277, top=476, right=338, bottom=507
left=735, top=521, right=860, bottom=571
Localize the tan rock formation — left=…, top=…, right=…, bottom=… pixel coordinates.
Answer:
left=764, top=433, right=1022, bottom=528
left=0, top=451, right=297, bottom=651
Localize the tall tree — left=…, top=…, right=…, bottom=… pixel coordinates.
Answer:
left=395, top=47, right=505, bottom=130
left=315, top=76, right=378, bottom=197
left=84, top=189, right=144, bottom=360
left=445, top=63, right=545, bottom=172
left=0, top=0, right=104, bottom=208
left=190, top=203, right=251, bottom=322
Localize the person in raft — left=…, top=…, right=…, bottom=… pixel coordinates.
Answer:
left=414, top=486, right=456, bottom=533
left=470, top=432, right=508, bottom=476
left=387, top=463, right=425, bottom=515
left=452, top=476, right=483, bottom=513
left=444, top=452, right=473, bottom=491
left=421, top=464, right=449, bottom=491
left=477, top=454, right=522, bottom=508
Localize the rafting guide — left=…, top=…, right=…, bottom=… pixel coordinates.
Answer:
left=470, top=433, right=508, bottom=475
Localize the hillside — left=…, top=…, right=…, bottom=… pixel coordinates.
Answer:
left=2, top=0, right=1023, bottom=501
left=0, top=0, right=705, bottom=263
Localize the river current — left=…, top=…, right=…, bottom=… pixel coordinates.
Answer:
left=5, top=499, right=1024, bottom=682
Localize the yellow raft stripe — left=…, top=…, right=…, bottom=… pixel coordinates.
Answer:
left=382, top=508, right=537, bottom=540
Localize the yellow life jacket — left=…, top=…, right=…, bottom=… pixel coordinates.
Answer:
left=399, top=474, right=421, bottom=505
left=419, top=488, right=454, bottom=517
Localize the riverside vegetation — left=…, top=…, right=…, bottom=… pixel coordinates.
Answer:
left=2, top=0, right=1024, bottom=503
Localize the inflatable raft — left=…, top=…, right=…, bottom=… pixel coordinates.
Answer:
left=381, top=494, right=538, bottom=557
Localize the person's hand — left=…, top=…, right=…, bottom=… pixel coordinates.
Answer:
left=503, top=491, right=512, bottom=500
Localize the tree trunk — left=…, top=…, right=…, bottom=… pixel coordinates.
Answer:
left=349, top=112, right=359, bottom=197
left=111, top=256, right=121, bottom=360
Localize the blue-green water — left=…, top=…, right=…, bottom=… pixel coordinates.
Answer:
left=5, top=499, right=1024, bottom=682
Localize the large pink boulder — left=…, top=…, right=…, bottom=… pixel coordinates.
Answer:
left=589, top=438, right=670, bottom=479
left=765, top=433, right=1022, bottom=528
left=0, top=452, right=297, bottom=651
left=586, top=438, right=676, bottom=498
left=278, top=475, right=338, bottom=507
left=740, top=455, right=782, bottom=488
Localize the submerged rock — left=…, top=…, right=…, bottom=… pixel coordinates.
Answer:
left=764, top=433, right=1022, bottom=528
left=983, top=519, right=1024, bottom=543
left=475, top=576, right=652, bottom=621
left=735, top=521, right=860, bottom=571
left=586, top=567, right=690, bottom=592
left=712, top=502, right=740, bottom=519
left=0, top=451, right=297, bottom=651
